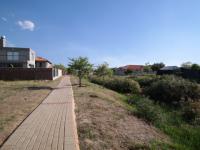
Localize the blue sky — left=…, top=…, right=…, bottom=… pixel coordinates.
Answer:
left=0, top=0, right=200, bottom=67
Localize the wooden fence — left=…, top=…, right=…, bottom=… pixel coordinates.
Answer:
left=0, top=68, right=61, bottom=80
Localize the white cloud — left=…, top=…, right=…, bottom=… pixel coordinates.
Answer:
left=1, top=17, right=7, bottom=22
left=17, top=20, right=35, bottom=31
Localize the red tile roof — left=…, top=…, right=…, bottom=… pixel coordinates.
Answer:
left=35, top=56, right=52, bottom=64
left=120, top=65, right=144, bottom=71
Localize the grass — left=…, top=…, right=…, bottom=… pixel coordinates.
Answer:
left=0, top=78, right=61, bottom=145
left=160, top=125, right=200, bottom=150
left=129, top=75, right=200, bottom=150
left=87, top=75, right=200, bottom=150
left=127, top=95, right=200, bottom=150
left=71, top=76, right=166, bottom=150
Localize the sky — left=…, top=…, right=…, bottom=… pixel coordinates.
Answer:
left=0, top=0, right=200, bottom=67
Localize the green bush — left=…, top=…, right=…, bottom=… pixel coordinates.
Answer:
left=144, top=75, right=200, bottom=104
left=182, top=107, right=197, bottom=123
left=181, top=103, right=199, bottom=124
left=89, top=76, right=141, bottom=94
left=128, top=95, right=162, bottom=123
left=133, top=75, right=158, bottom=87
left=127, top=95, right=200, bottom=150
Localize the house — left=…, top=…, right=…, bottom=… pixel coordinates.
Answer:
left=114, top=65, right=144, bottom=75
left=0, top=36, right=62, bottom=80
left=0, top=36, right=52, bottom=69
left=0, top=36, right=36, bottom=68
left=121, top=65, right=144, bottom=71
left=157, top=66, right=180, bottom=75
left=35, top=56, right=53, bottom=68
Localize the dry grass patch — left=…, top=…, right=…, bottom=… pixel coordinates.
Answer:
left=0, top=78, right=61, bottom=145
left=71, top=76, right=166, bottom=150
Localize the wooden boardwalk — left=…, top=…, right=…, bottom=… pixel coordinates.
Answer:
left=1, top=76, right=79, bottom=150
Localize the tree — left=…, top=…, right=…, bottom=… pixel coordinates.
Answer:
left=68, top=57, right=93, bottom=87
left=191, top=64, right=200, bottom=71
left=54, top=64, right=68, bottom=74
left=181, top=62, right=192, bottom=68
left=54, top=64, right=66, bottom=70
left=151, top=62, right=165, bottom=71
left=95, top=62, right=113, bottom=78
left=143, top=62, right=152, bottom=72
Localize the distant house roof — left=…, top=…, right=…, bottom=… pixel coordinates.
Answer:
left=35, top=56, right=52, bottom=64
left=120, top=65, right=144, bottom=71
left=160, top=66, right=179, bottom=71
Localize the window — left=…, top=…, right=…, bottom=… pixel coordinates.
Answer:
left=7, top=52, right=19, bottom=61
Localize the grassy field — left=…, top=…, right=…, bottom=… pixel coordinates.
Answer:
left=0, top=78, right=61, bottom=145
left=71, top=76, right=167, bottom=150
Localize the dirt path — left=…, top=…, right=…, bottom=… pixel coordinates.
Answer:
left=1, top=76, right=79, bottom=150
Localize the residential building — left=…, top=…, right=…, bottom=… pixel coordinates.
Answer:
left=0, top=36, right=36, bottom=68
left=35, top=56, right=53, bottom=68
left=0, top=36, right=63, bottom=80
left=114, top=65, right=144, bottom=75
left=157, top=66, right=180, bottom=75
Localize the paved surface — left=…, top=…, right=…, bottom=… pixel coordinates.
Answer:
left=1, top=76, right=79, bottom=150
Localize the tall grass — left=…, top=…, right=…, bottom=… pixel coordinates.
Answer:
left=128, top=95, right=200, bottom=150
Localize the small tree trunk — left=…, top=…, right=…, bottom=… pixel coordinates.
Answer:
left=102, top=76, right=105, bottom=88
left=79, top=76, right=82, bottom=87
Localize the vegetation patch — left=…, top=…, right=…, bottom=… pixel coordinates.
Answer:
left=71, top=76, right=166, bottom=150
left=89, top=74, right=200, bottom=150
left=133, top=74, right=158, bottom=88
left=89, top=76, right=141, bottom=94
left=127, top=95, right=200, bottom=150
left=143, top=75, right=200, bottom=104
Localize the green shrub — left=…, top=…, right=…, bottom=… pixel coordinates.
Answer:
left=127, top=95, right=200, bottom=150
left=181, top=103, right=199, bottom=124
left=128, top=95, right=162, bottom=123
left=144, top=75, right=200, bottom=104
left=133, top=75, right=159, bottom=87
left=89, top=76, right=141, bottom=94
left=182, top=107, right=197, bottom=124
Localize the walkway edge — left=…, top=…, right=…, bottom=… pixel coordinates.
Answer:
left=69, top=76, right=80, bottom=150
